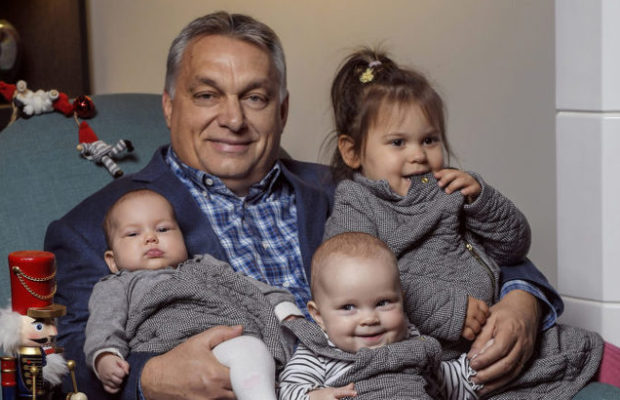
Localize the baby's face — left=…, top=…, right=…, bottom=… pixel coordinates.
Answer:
left=105, top=192, right=188, bottom=273
left=308, top=252, right=408, bottom=353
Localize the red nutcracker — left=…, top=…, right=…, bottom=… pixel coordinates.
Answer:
left=0, top=251, right=85, bottom=399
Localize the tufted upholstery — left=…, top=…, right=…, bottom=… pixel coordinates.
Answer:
left=0, top=93, right=169, bottom=307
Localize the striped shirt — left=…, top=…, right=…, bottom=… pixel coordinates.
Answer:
left=278, top=326, right=479, bottom=400
left=165, top=147, right=312, bottom=316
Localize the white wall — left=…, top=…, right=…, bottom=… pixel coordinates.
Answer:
left=87, top=0, right=557, bottom=282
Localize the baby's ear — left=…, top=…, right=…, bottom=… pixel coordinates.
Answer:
left=307, top=300, right=326, bottom=331
left=337, top=135, right=361, bottom=169
left=104, top=250, right=119, bottom=274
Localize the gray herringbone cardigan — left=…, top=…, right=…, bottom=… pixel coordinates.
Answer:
left=85, top=254, right=295, bottom=370
left=325, top=172, right=530, bottom=353
left=283, top=318, right=441, bottom=400
left=324, top=172, right=603, bottom=398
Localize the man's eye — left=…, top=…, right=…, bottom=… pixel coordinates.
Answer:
left=244, top=94, right=268, bottom=109
left=195, top=92, right=214, bottom=99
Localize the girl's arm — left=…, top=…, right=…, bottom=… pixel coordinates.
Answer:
left=461, top=172, right=531, bottom=265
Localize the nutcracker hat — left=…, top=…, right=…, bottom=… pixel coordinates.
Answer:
left=77, top=121, right=99, bottom=144
left=8, top=251, right=66, bottom=318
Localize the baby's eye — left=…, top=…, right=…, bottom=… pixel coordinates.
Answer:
left=157, top=226, right=171, bottom=233
left=391, top=139, right=404, bottom=147
left=377, top=299, right=391, bottom=307
left=126, top=232, right=138, bottom=237
left=340, top=304, right=355, bottom=311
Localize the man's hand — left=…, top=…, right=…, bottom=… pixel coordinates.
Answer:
left=434, top=169, right=481, bottom=202
left=467, top=290, right=541, bottom=395
left=95, top=353, right=130, bottom=394
left=309, top=383, right=357, bottom=399
left=463, top=296, right=490, bottom=341
left=141, top=325, right=243, bottom=400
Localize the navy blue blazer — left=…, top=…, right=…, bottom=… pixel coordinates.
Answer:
left=45, top=146, right=561, bottom=399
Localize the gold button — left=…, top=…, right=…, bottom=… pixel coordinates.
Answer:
left=421, top=177, right=429, bottom=183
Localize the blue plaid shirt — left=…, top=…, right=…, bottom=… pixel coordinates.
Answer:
left=165, top=147, right=312, bottom=316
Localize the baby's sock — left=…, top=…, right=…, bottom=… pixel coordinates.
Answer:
left=213, top=335, right=277, bottom=400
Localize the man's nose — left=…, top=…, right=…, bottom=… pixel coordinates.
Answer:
left=218, top=97, right=245, bottom=132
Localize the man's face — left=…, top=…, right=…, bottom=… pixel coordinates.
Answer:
left=163, top=35, right=289, bottom=196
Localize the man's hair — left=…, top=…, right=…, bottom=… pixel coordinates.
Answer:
left=102, top=189, right=177, bottom=249
left=164, top=11, right=287, bottom=101
left=310, top=232, right=398, bottom=296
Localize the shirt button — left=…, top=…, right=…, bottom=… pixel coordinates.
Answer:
left=421, top=177, right=429, bottom=183
left=282, top=282, right=291, bottom=288
left=262, top=241, right=269, bottom=249
left=205, top=178, right=214, bottom=186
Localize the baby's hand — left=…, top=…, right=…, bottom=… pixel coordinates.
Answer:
left=434, top=169, right=482, bottom=202
left=95, top=353, right=130, bottom=394
left=463, top=296, right=490, bottom=341
left=309, top=383, right=357, bottom=399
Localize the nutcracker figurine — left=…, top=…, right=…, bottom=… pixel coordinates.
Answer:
left=0, top=251, right=85, bottom=399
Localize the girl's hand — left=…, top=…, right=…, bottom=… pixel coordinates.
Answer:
left=309, top=383, right=357, bottom=399
left=463, top=296, right=490, bottom=340
left=434, top=169, right=482, bottom=202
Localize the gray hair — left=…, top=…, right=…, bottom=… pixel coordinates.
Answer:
left=164, top=11, right=287, bottom=102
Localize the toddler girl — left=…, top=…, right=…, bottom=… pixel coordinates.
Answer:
left=322, top=48, right=602, bottom=399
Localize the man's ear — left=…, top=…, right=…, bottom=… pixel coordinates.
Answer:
left=279, top=92, right=289, bottom=129
left=104, top=250, right=119, bottom=274
left=337, top=135, right=361, bottom=169
left=307, top=300, right=326, bottom=331
left=162, top=91, right=173, bottom=128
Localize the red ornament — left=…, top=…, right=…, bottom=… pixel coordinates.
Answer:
left=73, top=95, right=96, bottom=119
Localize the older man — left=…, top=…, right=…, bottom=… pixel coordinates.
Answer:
left=45, top=11, right=562, bottom=400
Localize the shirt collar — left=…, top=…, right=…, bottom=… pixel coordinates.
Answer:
left=165, top=146, right=283, bottom=201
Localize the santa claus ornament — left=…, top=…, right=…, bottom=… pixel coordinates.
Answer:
left=0, top=251, right=87, bottom=400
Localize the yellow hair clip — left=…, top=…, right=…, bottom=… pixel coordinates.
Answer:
left=359, top=60, right=382, bottom=84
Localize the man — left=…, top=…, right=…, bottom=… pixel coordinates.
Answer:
left=45, top=11, right=562, bottom=399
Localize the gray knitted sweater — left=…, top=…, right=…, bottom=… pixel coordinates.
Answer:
left=325, top=172, right=531, bottom=354
left=324, top=172, right=603, bottom=398
left=84, top=254, right=295, bottom=370
left=282, top=318, right=441, bottom=400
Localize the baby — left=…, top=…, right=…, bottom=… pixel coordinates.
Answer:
left=279, top=232, right=479, bottom=400
left=84, top=189, right=300, bottom=398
